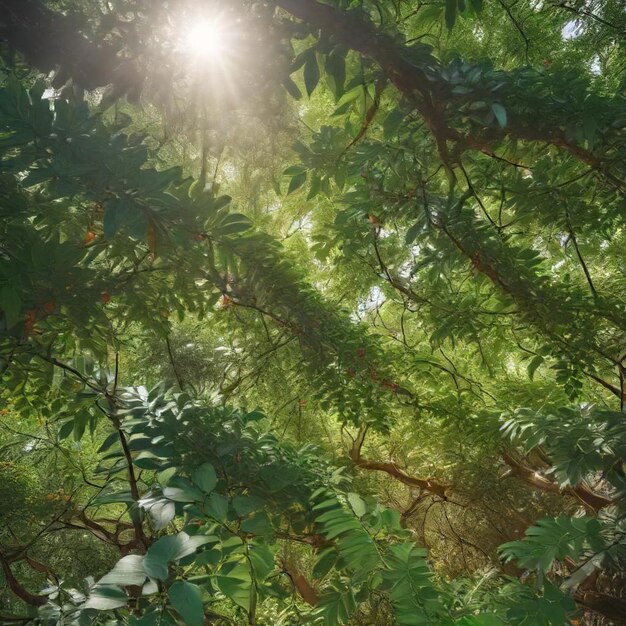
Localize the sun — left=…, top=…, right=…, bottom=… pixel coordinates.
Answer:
left=182, top=19, right=229, bottom=59
left=176, top=12, right=245, bottom=97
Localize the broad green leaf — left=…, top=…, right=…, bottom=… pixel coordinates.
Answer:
left=347, top=493, right=367, bottom=518
left=492, top=103, right=507, bottom=128
left=248, top=542, right=275, bottom=580
left=233, top=494, right=265, bottom=517
left=138, top=494, right=176, bottom=530
left=325, top=48, right=346, bottom=98
left=143, top=532, right=215, bottom=580
left=92, top=491, right=135, bottom=505
left=163, top=476, right=204, bottom=502
left=527, top=355, right=544, bottom=380
left=215, top=574, right=251, bottom=610
left=313, top=548, right=336, bottom=580
left=304, top=51, right=320, bottom=97
left=283, top=76, right=302, bottom=100
left=205, top=492, right=229, bottom=521
left=84, top=585, right=128, bottom=610
left=383, top=109, right=405, bottom=139
left=168, top=581, right=204, bottom=626
left=99, top=555, right=147, bottom=586
left=287, top=171, right=307, bottom=194
left=241, top=512, right=273, bottom=535
left=191, top=462, right=217, bottom=494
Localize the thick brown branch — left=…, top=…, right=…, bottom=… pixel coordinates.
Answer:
left=354, top=459, right=450, bottom=499
left=272, top=0, right=623, bottom=186
left=282, top=558, right=318, bottom=606
left=273, top=0, right=454, bottom=162
left=350, top=427, right=449, bottom=499
left=0, top=553, right=47, bottom=607
left=502, top=451, right=613, bottom=514
left=575, top=591, right=626, bottom=623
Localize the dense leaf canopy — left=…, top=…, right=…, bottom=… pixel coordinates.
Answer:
left=0, top=1, right=625, bottom=625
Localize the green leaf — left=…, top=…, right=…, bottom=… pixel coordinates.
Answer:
left=168, top=581, right=204, bottom=626
left=103, top=204, right=118, bottom=239
left=218, top=213, right=252, bottom=235
left=307, top=175, right=322, bottom=199
left=287, top=171, right=307, bottom=195
left=215, top=573, right=251, bottom=610
left=241, top=512, right=273, bottom=535
left=445, top=0, right=457, bottom=30
left=492, top=103, right=507, bottom=128
left=205, top=492, right=229, bottom=521
left=347, top=493, right=367, bottom=518
left=283, top=76, right=302, bottom=100
left=84, top=585, right=128, bottom=610
left=191, top=462, right=217, bottom=494
left=129, top=609, right=163, bottom=626
left=459, top=615, right=504, bottom=626
left=325, top=48, right=346, bottom=98
left=58, top=419, right=75, bottom=440
left=92, top=490, right=135, bottom=505
left=405, top=222, right=421, bottom=245
left=134, top=450, right=168, bottom=470
left=381, top=542, right=441, bottom=623
left=383, top=109, right=405, bottom=140
left=313, top=548, right=336, bottom=580
left=0, top=286, right=21, bottom=328
left=163, top=476, right=204, bottom=502
left=259, top=465, right=299, bottom=491
left=99, top=555, right=147, bottom=586
left=139, top=494, right=176, bottom=530
left=129, top=609, right=162, bottom=626
left=304, top=51, right=320, bottom=97
left=233, top=494, right=265, bottom=517
left=499, top=515, right=600, bottom=573
left=527, top=355, right=544, bottom=380
left=144, top=532, right=215, bottom=580
left=283, top=165, right=306, bottom=176
left=317, top=586, right=356, bottom=626
left=248, top=542, right=275, bottom=580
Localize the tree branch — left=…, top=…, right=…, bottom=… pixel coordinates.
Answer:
left=349, top=426, right=449, bottom=498
left=0, top=552, right=47, bottom=607
left=0, top=0, right=141, bottom=94
left=502, top=451, right=613, bottom=514
left=281, top=558, right=318, bottom=606
left=272, top=0, right=623, bottom=187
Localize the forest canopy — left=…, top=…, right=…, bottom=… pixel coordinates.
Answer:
left=0, top=0, right=625, bottom=625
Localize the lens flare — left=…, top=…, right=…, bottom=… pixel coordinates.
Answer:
left=183, top=19, right=228, bottom=59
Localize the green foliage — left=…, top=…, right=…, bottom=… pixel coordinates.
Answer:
left=168, top=580, right=205, bottom=626
left=500, top=515, right=604, bottom=573
left=502, top=405, right=626, bottom=489
left=1, top=1, right=626, bottom=625
left=381, top=543, right=450, bottom=625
